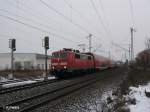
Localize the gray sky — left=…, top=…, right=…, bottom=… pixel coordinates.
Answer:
left=0, top=0, right=150, bottom=60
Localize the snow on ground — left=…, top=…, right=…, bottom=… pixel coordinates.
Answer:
left=128, top=82, right=150, bottom=112
left=0, top=76, right=20, bottom=82
left=0, top=76, right=9, bottom=82
left=1, top=76, right=56, bottom=88
left=2, top=80, right=37, bottom=88
left=34, top=76, right=56, bottom=81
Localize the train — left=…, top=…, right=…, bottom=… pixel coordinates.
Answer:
left=50, top=48, right=115, bottom=78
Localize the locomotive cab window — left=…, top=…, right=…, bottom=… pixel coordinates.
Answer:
left=60, top=52, right=67, bottom=58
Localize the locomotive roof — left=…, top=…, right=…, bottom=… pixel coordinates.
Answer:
left=52, top=49, right=92, bottom=56
left=52, top=50, right=111, bottom=60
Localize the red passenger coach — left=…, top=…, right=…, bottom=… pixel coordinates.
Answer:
left=85, top=53, right=112, bottom=70
left=50, top=48, right=113, bottom=78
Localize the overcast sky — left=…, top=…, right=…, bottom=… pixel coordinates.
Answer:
left=0, top=0, right=150, bottom=61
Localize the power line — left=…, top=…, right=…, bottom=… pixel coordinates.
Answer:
left=0, top=8, right=84, bottom=41
left=112, top=42, right=129, bottom=52
left=98, top=0, right=111, bottom=34
left=0, top=14, right=79, bottom=44
left=90, top=0, right=112, bottom=50
left=39, top=0, right=90, bottom=34
left=129, top=0, right=135, bottom=26
left=2, top=0, right=101, bottom=51
left=0, top=33, right=73, bottom=52
left=40, top=0, right=102, bottom=48
left=11, top=2, right=100, bottom=47
left=7, top=0, right=59, bottom=27
left=92, top=44, right=102, bottom=53
left=63, top=0, right=90, bottom=26
left=4, top=0, right=84, bottom=40
left=63, top=0, right=73, bottom=22
left=63, top=0, right=104, bottom=40
left=0, top=34, right=40, bottom=46
left=90, top=0, right=109, bottom=35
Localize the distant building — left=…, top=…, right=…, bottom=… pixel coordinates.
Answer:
left=0, top=53, right=51, bottom=70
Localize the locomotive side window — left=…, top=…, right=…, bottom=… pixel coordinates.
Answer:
left=88, top=56, right=91, bottom=60
left=75, top=53, right=80, bottom=59
left=80, top=54, right=88, bottom=60
left=52, top=52, right=67, bottom=58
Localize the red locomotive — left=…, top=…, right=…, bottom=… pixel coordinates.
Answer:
left=50, top=48, right=113, bottom=78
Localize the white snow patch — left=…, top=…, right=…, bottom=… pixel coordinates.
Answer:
left=2, top=80, right=37, bottom=88
left=34, top=76, right=56, bottom=81
left=1, top=76, right=56, bottom=88
left=48, top=76, right=56, bottom=80
left=0, top=76, right=10, bottom=82
left=128, top=82, right=150, bottom=112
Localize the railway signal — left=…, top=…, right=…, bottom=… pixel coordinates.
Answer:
left=44, top=36, right=49, bottom=49
left=43, top=36, right=49, bottom=80
left=9, top=39, right=16, bottom=79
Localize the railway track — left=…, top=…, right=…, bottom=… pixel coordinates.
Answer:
left=0, top=78, right=59, bottom=94
left=1, top=74, right=101, bottom=112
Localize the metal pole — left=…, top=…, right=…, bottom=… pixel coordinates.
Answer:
left=44, top=48, right=48, bottom=80
left=128, top=44, right=130, bottom=61
left=89, top=36, right=91, bottom=52
left=44, top=36, right=49, bottom=80
left=87, top=34, right=92, bottom=52
left=125, top=51, right=127, bottom=60
left=8, top=39, right=16, bottom=79
left=11, top=49, right=14, bottom=77
left=108, top=51, right=111, bottom=59
left=130, top=27, right=134, bottom=61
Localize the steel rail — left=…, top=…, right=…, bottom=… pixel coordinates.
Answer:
left=0, top=79, right=59, bottom=94
left=3, top=75, right=100, bottom=112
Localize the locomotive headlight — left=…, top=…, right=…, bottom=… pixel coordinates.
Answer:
left=52, top=66, right=55, bottom=69
left=64, top=66, right=67, bottom=69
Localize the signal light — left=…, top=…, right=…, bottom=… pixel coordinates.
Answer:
left=12, top=39, right=16, bottom=51
left=44, top=36, right=49, bottom=49
left=9, top=39, right=16, bottom=51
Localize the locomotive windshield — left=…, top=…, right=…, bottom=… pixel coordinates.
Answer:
left=52, top=52, right=67, bottom=58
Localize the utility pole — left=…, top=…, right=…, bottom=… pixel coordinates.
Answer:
left=130, top=27, right=135, bottom=61
left=87, top=34, right=92, bottom=52
left=9, top=39, right=16, bottom=80
left=43, top=36, right=49, bottom=80
left=108, top=51, right=111, bottom=59
left=124, top=51, right=127, bottom=60
left=128, top=44, right=131, bottom=61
